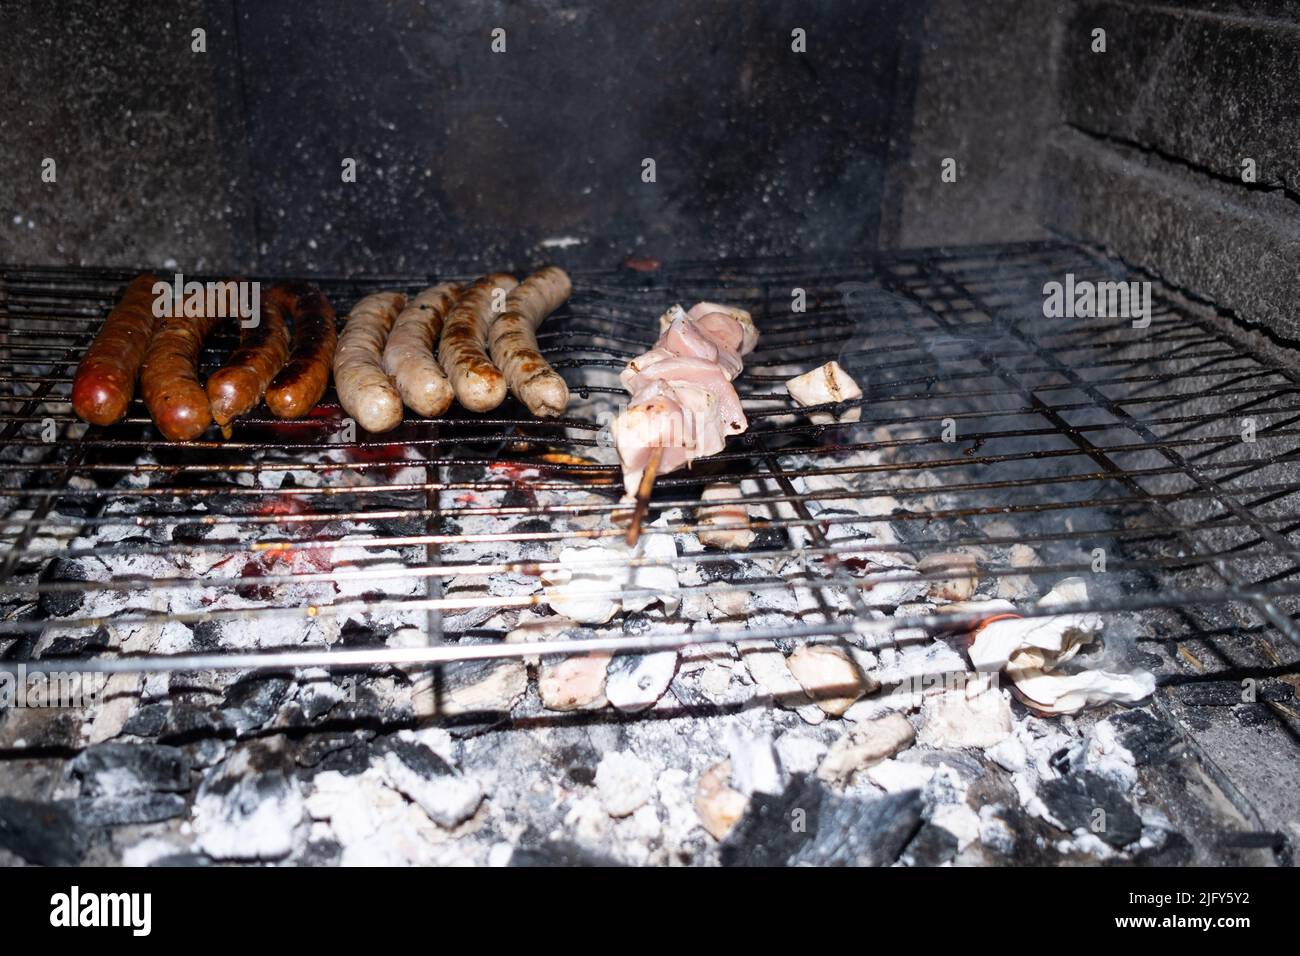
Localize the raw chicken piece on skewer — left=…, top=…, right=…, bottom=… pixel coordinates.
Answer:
left=613, top=302, right=758, bottom=544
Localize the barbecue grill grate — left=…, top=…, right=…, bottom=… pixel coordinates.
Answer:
left=2, top=240, right=1299, bottom=717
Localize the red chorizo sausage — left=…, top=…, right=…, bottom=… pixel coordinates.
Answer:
left=265, top=286, right=338, bottom=419
left=140, top=307, right=228, bottom=442
left=206, top=284, right=292, bottom=436
left=71, top=274, right=163, bottom=426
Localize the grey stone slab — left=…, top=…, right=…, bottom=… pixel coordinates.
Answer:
left=1043, top=127, right=1300, bottom=339
left=1063, top=1, right=1300, bottom=193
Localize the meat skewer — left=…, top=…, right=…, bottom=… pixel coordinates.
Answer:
left=265, top=286, right=338, bottom=420
left=438, top=273, right=518, bottom=412
left=382, top=282, right=461, bottom=418
left=71, top=274, right=163, bottom=427
left=206, top=284, right=292, bottom=437
left=139, top=305, right=229, bottom=442
left=488, top=265, right=572, bottom=417
left=613, top=303, right=758, bottom=495
left=333, top=291, right=408, bottom=433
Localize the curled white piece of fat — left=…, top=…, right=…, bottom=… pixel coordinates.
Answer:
left=966, top=576, right=1153, bottom=715
left=968, top=576, right=1103, bottom=671
left=542, top=533, right=680, bottom=624
left=1010, top=668, right=1157, bottom=716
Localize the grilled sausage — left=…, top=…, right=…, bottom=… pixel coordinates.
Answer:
left=382, top=282, right=460, bottom=418
left=265, top=286, right=338, bottom=419
left=333, top=291, right=407, bottom=432
left=438, top=273, right=518, bottom=412
left=488, top=266, right=571, bottom=417
left=206, top=284, right=292, bottom=436
left=71, top=274, right=163, bottom=426
left=140, top=307, right=228, bottom=442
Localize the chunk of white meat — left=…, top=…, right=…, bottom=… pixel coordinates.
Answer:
left=686, top=301, right=759, bottom=354
left=541, top=534, right=680, bottom=623
left=785, top=361, right=863, bottom=424
left=695, top=482, right=756, bottom=550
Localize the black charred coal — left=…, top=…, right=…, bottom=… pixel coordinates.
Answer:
left=77, top=794, right=188, bottom=827
left=901, top=822, right=961, bottom=866
left=0, top=797, right=86, bottom=866
left=1038, top=772, right=1143, bottom=848
left=509, top=838, right=622, bottom=867
left=122, top=702, right=171, bottom=737
left=294, top=730, right=377, bottom=771
left=1102, top=712, right=1185, bottom=770
left=71, top=741, right=191, bottom=831
left=37, top=558, right=90, bottom=617
left=376, top=734, right=454, bottom=779
left=72, top=742, right=191, bottom=797
left=222, top=675, right=292, bottom=735
left=41, top=624, right=111, bottom=660
left=720, top=775, right=923, bottom=867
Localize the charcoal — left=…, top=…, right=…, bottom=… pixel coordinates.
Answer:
left=548, top=740, right=603, bottom=787
left=338, top=618, right=387, bottom=648
left=0, top=797, right=86, bottom=866
left=294, top=730, right=376, bottom=770
left=377, top=734, right=482, bottom=828
left=901, top=822, right=960, bottom=866
left=187, top=738, right=232, bottom=769
left=433, top=655, right=528, bottom=715
left=373, top=514, right=427, bottom=538
left=71, top=742, right=190, bottom=797
left=1038, top=772, right=1143, bottom=847
left=162, top=692, right=234, bottom=739
left=509, top=839, right=623, bottom=867
left=76, top=793, right=187, bottom=826
left=298, top=839, right=343, bottom=865
left=697, top=558, right=742, bottom=584
left=170, top=522, right=213, bottom=544
left=1232, top=702, right=1271, bottom=727
left=376, top=734, right=454, bottom=778
left=299, top=678, right=348, bottom=720
left=191, top=620, right=224, bottom=651
left=500, top=485, right=536, bottom=510
left=122, top=702, right=171, bottom=737
left=1172, top=681, right=1250, bottom=707
left=1106, top=709, right=1180, bottom=766
left=37, top=558, right=90, bottom=617
left=150, top=852, right=214, bottom=866
left=222, top=675, right=292, bottom=734
left=509, top=517, right=551, bottom=536
left=622, top=611, right=654, bottom=636
left=720, top=774, right=923, bottom=867
left=192, top=744, right=305, bottom=860
left=41, top=625, right=111, bottom=659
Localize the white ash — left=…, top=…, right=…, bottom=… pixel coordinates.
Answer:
left=595, top=750, right=656, bottom=817
left=866, top=758, right=935, bottom=794
left=379, top=750, right=482, bottom=829
left=306, top=769, right=454, bottom=866
left=723, top=729, right=782, bottom=797
left=917, top=675, right=1014, bottom=749
left=978, top=804, right=1018, bottom=856
left=192, top=746, right=306, bottom=861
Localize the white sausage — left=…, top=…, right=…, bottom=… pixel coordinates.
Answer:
left=383, top=282, right=460, bottom=418
left=334, top=291, right=407, bottom=433
left=438, top=272, right=518, bottom=412
left=488, top=266, right=572, bottom=417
